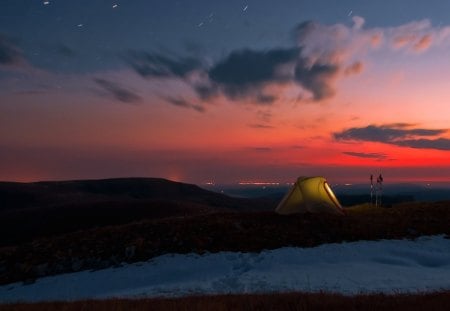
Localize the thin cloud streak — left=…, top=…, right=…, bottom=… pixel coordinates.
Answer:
left=94, top=78, right=142, bottom=104
left=0, top=34, right=24, bottom=66
left=164, top=96, right=205, bottom=112
left=335, top=124, right=450, bottom=151
left=248, top=124, right=275, bottom=129
left=343, top=151, right=388, bottom=160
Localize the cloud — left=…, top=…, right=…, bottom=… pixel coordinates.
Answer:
left=334, top=124, right=450, bottom=151
left=334, top=124, right=445, bottom=142
left=413, top=34, right=432, bottom=51
left=383, top=122, right=417, bottom=128
left=248, top=123, right=274, bottom=129
left=352, top=16, right=365, bottom=30
left=343, top=151, right=388, bottom=160
left=295, top=17, right=450, bottom=65
left=344, top=61, right=364, bottom=75
left=204, top=46, right=342, bottom=102
left=256, top=93, right=277, bottom=104
left=126, top=46, right=341, bottom=104
left=210, top=48, right=297, bottom=87
left=207, top=48, right=298, bottom=100
left=124, top=51, right=204, bottom=79
left=164, top=97, right=205, bottom=112
left=294, top=60, right=339, bottom=100
left=94, top=78, right=142, bottom=104
left=292, top=19, right=381, bottom=67
left=13, top=90, right=47, bottom=95
left=388, top=19, right=450, bottom=53
left=256, top=110, right=272, bottom=122
left=0, top=34, right=24, bottom=66
left=125, top=17, right=450, bottom=107
left=396, top=138, right=450, bottom=150
left=193, top=83, right=218, bottom=101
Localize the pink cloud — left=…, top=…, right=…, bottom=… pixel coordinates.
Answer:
left=296, top=17, right=450, bottom=66
left=413, top=34, right=433, bottom=51
left=344, top=61, right=364, bottom=76
left=388, top=19, right=450, bottom=53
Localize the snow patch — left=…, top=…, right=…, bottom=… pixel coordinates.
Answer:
left=1, top=236, right=450, bottom=302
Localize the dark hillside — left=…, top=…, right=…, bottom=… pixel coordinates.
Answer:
left=0, top=178, right=275, bottom=246
left=1, top=201, right=449, bottom=285
left=0, top=178, right=256, bottom=211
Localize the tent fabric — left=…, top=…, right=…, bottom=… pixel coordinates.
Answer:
left=275, top=176, right=345, bottom=215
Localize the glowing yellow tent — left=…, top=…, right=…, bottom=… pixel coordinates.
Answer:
left=276, top=177, right=345, bottom=215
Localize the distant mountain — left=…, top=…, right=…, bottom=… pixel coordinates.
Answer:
left=0, top=178, right=275, bottom=246
left=0, top=178, right=245, bottom=210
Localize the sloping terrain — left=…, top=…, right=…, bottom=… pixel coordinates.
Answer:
left=1, top=236, right=450, bottom=302
left=0, top=179, right=450, bottom=310
left=0, top=178, right=235, bottom=210
left=0, top=178, right=274, bottom=246
left=0, top=201, right=449, bottom=285
left=1, top=178, right=449, bottom=288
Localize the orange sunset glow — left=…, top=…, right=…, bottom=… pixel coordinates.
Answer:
left=2, top=1, right=450, bottom=184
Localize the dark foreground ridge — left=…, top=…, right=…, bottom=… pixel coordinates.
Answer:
left=0, top=178, right=274, bottom=246
left=0, top=178, right=449, bottom=285
left=3, top=291, right=450, bottom=311
left=1, top=202, right=449, bottom=285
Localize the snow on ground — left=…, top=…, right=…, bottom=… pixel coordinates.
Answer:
left=1, top=235, right=450, bottom=302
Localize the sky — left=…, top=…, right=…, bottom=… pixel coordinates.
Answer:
left=2, top=0, right=450, bottom=184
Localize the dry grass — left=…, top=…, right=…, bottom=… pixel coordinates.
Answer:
left=1, top=201, right=449, bottom=285
left=2, top=291, right=450, bottom=311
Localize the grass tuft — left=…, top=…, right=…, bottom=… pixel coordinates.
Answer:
left=2, top=291, right=450, bottom=311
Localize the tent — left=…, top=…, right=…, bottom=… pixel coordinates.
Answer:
left=275, top=176, right=345, bottom=215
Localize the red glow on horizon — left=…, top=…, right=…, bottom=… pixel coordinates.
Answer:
left=238, top=181, right=282, bottom=186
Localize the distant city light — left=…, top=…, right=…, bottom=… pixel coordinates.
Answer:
left=238, top=182, right=280, bottom=186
